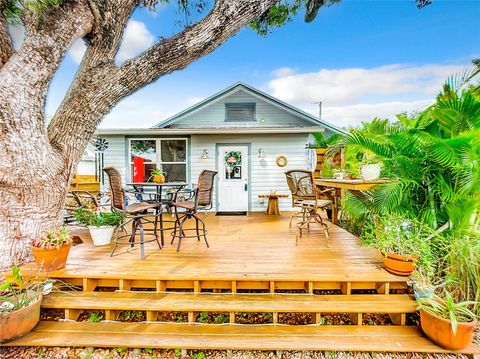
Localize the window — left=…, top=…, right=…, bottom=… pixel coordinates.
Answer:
left=129, top=138, right=188, bottom=182
left=225, top=103, right=256, bottom=122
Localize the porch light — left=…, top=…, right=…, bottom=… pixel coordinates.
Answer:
left=201, top=149, right=209, bottom=159
left=258, top=148, right=265, bottom=158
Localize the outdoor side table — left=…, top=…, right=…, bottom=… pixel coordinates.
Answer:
left=258, top=193, right=289, bottom=215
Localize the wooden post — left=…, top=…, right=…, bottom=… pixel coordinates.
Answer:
left=65, top=309, right=82, bottom=321
left=119, top=279, right=132, bottom=291
left=82, top=278, right=97, bottom=292
left=156, top=280, right=166, bottom=292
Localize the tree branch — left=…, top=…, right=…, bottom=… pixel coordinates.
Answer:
left=47, top=0, right=278, bottom=168
left=0, top=2, right=14, bottom=68
left=117, top=0, right=277, bottom=95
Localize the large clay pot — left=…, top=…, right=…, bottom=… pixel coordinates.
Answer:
left=31, top=242, right=72, bottom=271
left=383, top=252, right=418, bottom=276
left=0, top=295, right=42, bottom=343
left=420, top=308, right=477, bottom=350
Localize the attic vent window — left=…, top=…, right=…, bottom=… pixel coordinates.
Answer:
left=225, top=103, right=256, bottom=122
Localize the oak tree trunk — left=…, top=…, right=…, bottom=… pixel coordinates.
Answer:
left=0, top=0, right=278, bottom=269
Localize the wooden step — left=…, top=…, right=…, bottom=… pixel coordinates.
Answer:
left=42, top=292, right=416, bottom=324
left=43, top=292, right=416, bottom=313
left=2, top=321, right=479, bottom=354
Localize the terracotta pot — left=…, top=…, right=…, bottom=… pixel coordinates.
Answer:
left=152, top=174, right=165, bottom=183
left=420, top=308, right=477, bottom=350
left=0, top=295, right=42, bottom=343
left=31, top=242, right=72, bottom=271
left=383, top=252, right=418, bottom=276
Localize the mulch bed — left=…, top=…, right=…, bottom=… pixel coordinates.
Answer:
left=0, top=347, right=475, bottom=359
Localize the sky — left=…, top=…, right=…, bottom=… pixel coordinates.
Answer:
left=11, top=0, right=480, bottom=129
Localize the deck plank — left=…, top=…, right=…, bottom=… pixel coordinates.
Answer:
left=16, top=213, right=406, bottom=284
left=42, top=292, right=417, bottom=313
left=2, top=322, right=479, bottom=354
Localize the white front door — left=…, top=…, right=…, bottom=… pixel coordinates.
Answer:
left=217, top=145, right=249, bottom=212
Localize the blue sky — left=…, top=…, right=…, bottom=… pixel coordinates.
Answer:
left=34, top=0, right=480, bottom=128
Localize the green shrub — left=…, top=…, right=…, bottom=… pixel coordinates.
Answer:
left=74, top=207, right=123, bottom=227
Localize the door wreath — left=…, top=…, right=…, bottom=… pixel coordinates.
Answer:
left=224, top=151, right=242, bottom=166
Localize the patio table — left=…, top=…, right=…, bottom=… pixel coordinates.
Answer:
left=314, top=178, right=390, bottom=224
left=127, top=182, right=188, bottom=245
left=127, top=181, right=187, bottom=204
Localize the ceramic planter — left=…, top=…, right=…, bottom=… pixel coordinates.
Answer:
left=88, top=226, right=115, bottom=246
left=31, top=242, right=72, bottom=271
left=0, top=295, right=42, bottom=343
left=361, top=163, right=381, bottom=180
left=383, top=252, right=418, bottom=276
left=420, top=308, right=477, bottom=350
left=152, top=174, right=165, bottom=183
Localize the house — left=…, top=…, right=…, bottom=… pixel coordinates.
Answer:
left=92, top=82, right=346, bottom=212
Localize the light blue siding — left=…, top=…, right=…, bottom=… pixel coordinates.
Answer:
left=169, top=89, right=316, bottom=129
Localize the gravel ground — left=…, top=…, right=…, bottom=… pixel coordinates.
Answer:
left=0, top=347, right=475, bottom=359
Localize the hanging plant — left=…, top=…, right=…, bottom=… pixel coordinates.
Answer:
left=224, top=151, right=242, bottom=166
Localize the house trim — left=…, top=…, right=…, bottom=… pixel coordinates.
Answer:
left=151, top=82, right=348, bottom=135
left=97, top=126, right=325, bottom=136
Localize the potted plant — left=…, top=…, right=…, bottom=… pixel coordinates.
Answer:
left=417, top=292, right=478, bottom=350
left=31, top=227, right=72, bottom=271
left=320, top=159, right=335, bottom=178
left=360, top=159, right=381, bottom=180
left=0, top=266, right=53, bottom=343
left=360, top=215, right=434, bottom=276
left=409, top=268, right=435, bottom=300
left=149, top=168, right=166, bottom=183
left=74, top=207, right=123, bottom=246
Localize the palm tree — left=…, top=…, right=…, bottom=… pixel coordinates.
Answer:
left=342, top=62, right=480, bottom=233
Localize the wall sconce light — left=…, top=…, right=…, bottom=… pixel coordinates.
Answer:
left=201, top=149, right=209, bottom=159
left=258, top=148, right=265, bottom=158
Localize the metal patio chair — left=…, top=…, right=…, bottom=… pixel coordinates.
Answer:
left=170, top=170, right=218, bottom=252
left=103, top=166, right=162, bottom=259
left=284, top=169, right=333, bottom=245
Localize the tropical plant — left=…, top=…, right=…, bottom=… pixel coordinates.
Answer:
left=435, top=230, right=480, bottom=314
left=74, top=207, right=123, bottom=228
left=31, top=227, right=71, bottom=248
left=360, top=214, right=436, bottom=275
left=148, top=168, right=166, bottom=182
left=417, top=292, right=478, bottom=334
left=341, top=63, right=480, bottom=232
left=0, top=266, right=52, bottom=313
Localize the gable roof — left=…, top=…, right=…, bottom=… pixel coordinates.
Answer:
left=152, top=82, right=348, bottom=135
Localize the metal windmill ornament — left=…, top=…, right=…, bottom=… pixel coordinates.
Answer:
left=95, top=137, right=109, bottom=152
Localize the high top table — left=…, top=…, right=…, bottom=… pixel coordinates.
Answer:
left=314, top=178, right=390, bottom=224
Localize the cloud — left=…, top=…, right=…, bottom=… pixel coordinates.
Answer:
left=68, top=20, right=154, bottom=64
left=8, top=25, right=24, bottom=51
left=186, top=97, right=205, bottom=106
left=303, top=99, right=434, bottom=128
left=69, top=39, right=87, bottom=64
left=268, top=63, right=465, bottom=107
left=271, top=67, right=296, bottom=78
left=116, top=20, right=155, bottom=63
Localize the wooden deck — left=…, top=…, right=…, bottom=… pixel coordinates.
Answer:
left=21, top=212, right=405, bottom=290
left=5, top=213, right=480, bottom=354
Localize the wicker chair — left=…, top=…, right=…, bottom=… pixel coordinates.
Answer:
left=170, top=170, right=218, bottom=252
left=103, top=166, right=162, bottom=259
left=284, top=169, right=334, bottom=245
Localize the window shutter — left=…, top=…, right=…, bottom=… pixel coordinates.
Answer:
left=226, top=103, right=255, bottom=121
